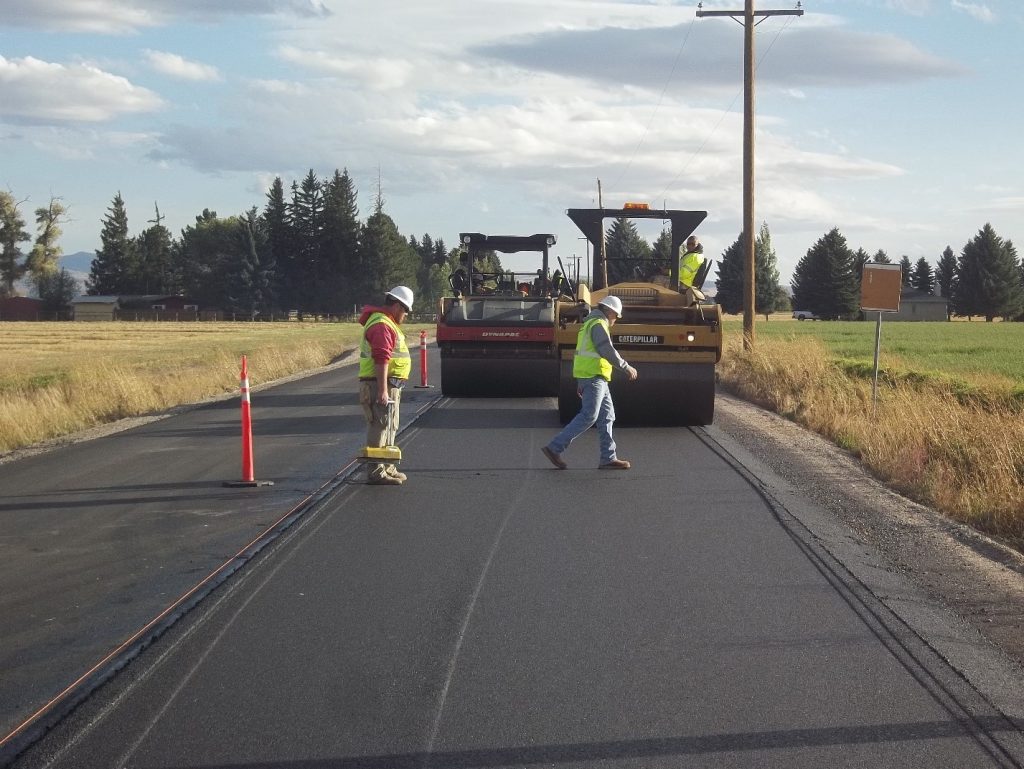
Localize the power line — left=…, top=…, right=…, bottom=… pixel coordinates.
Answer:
left=658, top=10, right=799, bottom=202
left=610, top=16, right=698, bottom=192
left=696, top=0, right=803, bottom=351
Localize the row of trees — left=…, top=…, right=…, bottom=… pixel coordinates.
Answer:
left=589, top=216, right=1023, bottom=323
left=84, top=170, right=453, bottom=316
left=2, top=171, right=456, bottom=318
left=5, top=176, right=1023, bottom=322
left=790, top=224, right=1023, bottom=321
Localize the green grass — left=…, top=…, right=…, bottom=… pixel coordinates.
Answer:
left=723, top=317, right=1024, bottom=386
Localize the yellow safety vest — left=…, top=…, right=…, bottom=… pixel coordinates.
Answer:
left=359, top=312, right=411, bottom=380
left=572, top=316, right=614, bottom=381
left=679, top=249, right=705, bottom=288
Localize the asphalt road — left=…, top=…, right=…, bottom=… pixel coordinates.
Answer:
left=8, top=387, right=1024, bottom=767
left=0, top=355, right=442, bottom=758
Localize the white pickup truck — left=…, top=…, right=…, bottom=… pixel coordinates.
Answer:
left=792, top=310, right=820, bottom=321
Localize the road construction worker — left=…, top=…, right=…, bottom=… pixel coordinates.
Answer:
left=679, top=235, right=705, bottom=288
left=541, top=295, right=638, bottom=470
left=358, top=286, right=413, bottom=485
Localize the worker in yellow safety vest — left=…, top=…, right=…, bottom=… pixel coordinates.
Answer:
left=541, top=295, right=638, bottom=471
left=678, top=235, right=705, bottom=288
left=358, top=286, right=413, bottom=485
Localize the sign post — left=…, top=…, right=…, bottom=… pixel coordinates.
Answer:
left=860, top=264, right=902, bottom=415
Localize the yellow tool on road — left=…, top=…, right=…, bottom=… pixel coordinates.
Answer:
left=356, top=398, right=401, bottom=464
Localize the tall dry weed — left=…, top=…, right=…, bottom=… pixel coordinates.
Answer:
left=0, top=331, right=352, bottom=454
left=718, top=336, right=1024, bottom=548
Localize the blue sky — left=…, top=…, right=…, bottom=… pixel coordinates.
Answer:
left=2, top=0, right=1022, bottom=282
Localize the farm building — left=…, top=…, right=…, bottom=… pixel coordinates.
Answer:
left=117, top=295, right=201, bottom=320
left=70, top=295, right=208, bottom=321
left=71, top=295, right=119, bottom=321
left=888, top=288, right=949, bottom=321
left=0, top=296, right=44, bottom=321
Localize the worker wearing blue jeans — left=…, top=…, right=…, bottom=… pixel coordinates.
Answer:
left=542, top=295, right=637, bottom=470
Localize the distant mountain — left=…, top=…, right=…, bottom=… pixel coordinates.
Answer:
left=13, top=251, right=94, bottom=297
left=60, top=251, right=95, bottom=275
left=58, top=251, right=92, bottom=293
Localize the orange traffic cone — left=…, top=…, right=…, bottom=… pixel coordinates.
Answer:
left=224, top=355, right=274, bottom=487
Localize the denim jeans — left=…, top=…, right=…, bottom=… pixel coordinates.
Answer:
left=547, top=376, right=617, bottom=464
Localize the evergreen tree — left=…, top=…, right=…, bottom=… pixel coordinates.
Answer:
left=935, top=245, right=957, bottom=300
left=714, top=224, right=784, bottom=317
left=357, top=192, right=419, bottom=306
left=0, top=190, right=30, bottom=297
left=872, top=249, right=891, bottom=264
left=898, top=255, right=913, bottom=286
left=754, top=222, right=783, bottom=319
left=263, top=176, right=295, bottom=311
left=604, top=217, right=651, bottom=284
left=413, top=233, right=445, bottom=315
left=790, top=228, right=858, bottom=319
left=177, top=209, right=239, bottom=310
left=713, top=236, right=744, bottom=314
left=650, top=227, right=673, bottom=278
left=134, top=203, right=175, bottom=294
left=911, top=257, right=934, bottom=294
left=27, top=196, right=67, bottom=281
left=87, top=192, right=136, bottom=295
left=290, top=170, right=325, bottom=311
left=852, top=247, right=870, bottom=293
left=321, top=168, right=361, bottom=314
left=35, top=267, right=79, bottom=319
left=227, top=207, right=274, bottom=318
left=433, top=239, right=448, bottom=266
left=953, top=223, right=1024, bottom=321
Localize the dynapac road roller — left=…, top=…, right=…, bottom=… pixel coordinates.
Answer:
left=555, top=205, right=723, bottom=426
left=436, top=232, right=564, bottom=397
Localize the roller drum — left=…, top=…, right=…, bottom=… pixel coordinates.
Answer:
left=442, top=355, right=558, bottom=398
left=558, top=360, right=715, bottom=426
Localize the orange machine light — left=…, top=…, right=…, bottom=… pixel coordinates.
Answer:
left=623, top=202, right=650, bottom=210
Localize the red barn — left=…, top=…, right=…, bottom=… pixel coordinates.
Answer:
left=0, top=296, right=45, bottom=321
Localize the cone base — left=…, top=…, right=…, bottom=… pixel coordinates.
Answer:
left=223, top=480, right=275, bottom=487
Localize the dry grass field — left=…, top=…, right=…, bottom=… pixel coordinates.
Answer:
left=0, top=321, right=431, bottom=454
left=719, top=319, right=1024, bottom=549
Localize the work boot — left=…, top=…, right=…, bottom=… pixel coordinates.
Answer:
left=366, top=475, right=401, bottom=487
left=598, top=459, right=631, bottom=470
left=386, top=466, right=408, bottom=482
left=541, top=446, right=567, bottom=470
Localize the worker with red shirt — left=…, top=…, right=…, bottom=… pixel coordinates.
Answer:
left=358, top=286, right=414, bottom=485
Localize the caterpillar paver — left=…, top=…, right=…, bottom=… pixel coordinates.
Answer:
left=555, top=205, right=723, bottom=426
left=436, top=233, right=566, bottom=397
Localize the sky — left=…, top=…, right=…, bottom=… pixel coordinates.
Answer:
left=2, top=0, right=1022, bottom=283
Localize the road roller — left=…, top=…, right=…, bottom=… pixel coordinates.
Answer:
left=437, top=232, right=570, bottom=397
left=555, top=205, right=722, bottom=426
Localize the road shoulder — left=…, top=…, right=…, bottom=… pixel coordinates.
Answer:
left=708, top=391, right=1024, bottom=722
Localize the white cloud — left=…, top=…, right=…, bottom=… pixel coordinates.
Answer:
left=885, top=0, right=934, bottom=14
left=987, top=197, right=1024, bottom=213
left=0, top=55, right=163, bottom=122
left=276, top=46, right=413, bottom=91
left=0, top=0, right=329, bottom=34
left=143, top=50, right=220, bottom=81
left=248, top=79, right=310, bottom=96
left=951, top=0, right=995, bottom=22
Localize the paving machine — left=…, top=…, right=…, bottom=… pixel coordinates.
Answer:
left=555, top=205, right=722, bottom=426
left=437, top=233, right=570, bottom=397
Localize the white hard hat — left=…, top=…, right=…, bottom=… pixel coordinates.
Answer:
left=598, top=295, right=623, bottom=315
left=386, top=285, right=414, bottom=311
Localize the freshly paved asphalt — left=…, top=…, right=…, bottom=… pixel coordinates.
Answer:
left=4, top=358, right=1024, bottom=767
left=0, top=354, right=442, bottom=758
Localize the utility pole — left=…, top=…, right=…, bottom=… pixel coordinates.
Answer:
left=597, top=178, right=608, bottom=289
left=697, top=1, right=802, bottom=351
